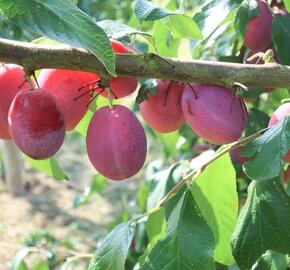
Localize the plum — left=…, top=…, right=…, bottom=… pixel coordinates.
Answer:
left=94, top=40, right=138, bottom=99
left=283, top=167, right=290, bottom=184
left=181, top=84, right=248, bottom=145
left=140, top=80, right=185, bottom=133
left=268, top=102, right=290, bottom=163
left=8, top=88, right=65, bottom=159
left=191, top=144, right=211, bottom=159
left=0, top=64, right=30, bottom=140
left=244, top=0, right=272, bottom=51
left=38, top=69, right=98, bottom=131
left=230, top=146, right=251, bottom=164
left=86, top=105, right=147, bottom=180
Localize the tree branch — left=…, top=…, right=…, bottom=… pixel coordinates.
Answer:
left=1, top=37, right=290, bottom=88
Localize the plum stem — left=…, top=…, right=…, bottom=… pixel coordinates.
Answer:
left=74, top=88, right=94, bottom=101
left=18, top=80, right=27, bottom=90
left=229, top=82, right=249, bottom=116
left=23, top=67, right=35, bottom=89
left=78, top=79, right=101, bottom=92
left=186, top=83, right=199, bottom=99
left=106, top=88, right=114, bottom=111
left=86, top=89, right=104, bottom=107
left=163, top=81, right=174, bottom=106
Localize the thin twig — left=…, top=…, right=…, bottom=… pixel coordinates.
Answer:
left=133, top=127, right=268, bottom=222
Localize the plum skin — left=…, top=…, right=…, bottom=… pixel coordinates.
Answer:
left=140, top=80, right=185, bottom=133
left=0, top=64, right=30, bottom=140
left=38, top=69, right=98, bottom=131
left=244, top=0, right=272, bottom=51
left=86, top=105, right=147, bottom=181
left=284, top=167, right=290, bottom=184
left=94, top=40, right=138, bottom=99
left=181, top=84, right=248, bottom=145
left=230, top=146, right=250, bottom=165
left=8, top=88, right=65, bottom=160
left=268, top=103, right=290, bottom=163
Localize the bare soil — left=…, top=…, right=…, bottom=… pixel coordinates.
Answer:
left=0, top=134, right=139, bottom=269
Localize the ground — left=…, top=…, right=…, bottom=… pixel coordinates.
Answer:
left=0, top=133, right=139, bottom=269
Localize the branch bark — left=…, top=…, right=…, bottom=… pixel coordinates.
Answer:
left=1, top=37, right=290, bottom=88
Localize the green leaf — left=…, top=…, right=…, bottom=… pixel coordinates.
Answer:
left=284, top=0, right=290, bottom=12
left=234, top=0, right=259, bottom=38
left=243, top=116, right=290, bottom=180
left=253, top=250, right=290, bottom=270
left=150, top=20, right=180, bottom=57
left=88, top=221, right=135, bottom=270
left=139, top=209, right=167, bottom=266
left=191, top=153, right=238, bottom=265
left=193, top=5, right=238, bottom=59
left=0, top=0, right=115, bottom=75
left=97, top=19, right=153, bottom=42
left=135, top=0, right=202, bottom=39
left=73, top=174, right=106, bottom=208
left=135, top=0, right=177, bottom=21
left=31, top=259, right=49, bottom=270
left=156, top=131, right=180, bottom=157
left=75, top=109, right=94, bottom=137
left=11, top=248, right=29, bottom=270
left=165, top=15, right=203, bottom=40
left=193, top=0, right=222, bottom=30
left=146, top=208, right=166, bottom=242
left=244, top=108, right=270, bottom=137
left=136, top=79, right=158, bottom=104
left=147, top=163, right=185, bottom=210
left=268, top=88, right=290, bottom=109
left=31, top=36, right=63, bottom=46
left=231, top=178, right=290, bottom=270
left=142, top=190, right=215, bottom=270
left=272, top=14, right=290, bottom=65
left=137, top=181, right=150, bottom=212
left=25, top=156, right=69, bottom=180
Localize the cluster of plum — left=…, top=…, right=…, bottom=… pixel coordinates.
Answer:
left=241, top=0, right=290, bottom=165
left=0, top=37, right=250, bottom=181
left=0, top=41, right=140, bottom=178
left=1, top=0, right=290, bottom=181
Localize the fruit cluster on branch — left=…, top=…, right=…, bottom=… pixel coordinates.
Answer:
left=1, top=0, right=290, bottom=181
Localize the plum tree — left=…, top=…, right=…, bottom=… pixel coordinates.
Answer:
left=38, top=69, right=98, bottom=131
left=94, top=40, right=138, bottom=99
left=86, top=105, right=147, bottom=180
left=244, top=0, right=272, bottom=51
left=1, top=0, right=290, bottom=269
left=182, top=84, right=248, bottom=145
left=8, top=88, right=65, bottom=160
left=268, top=102, right=290, bottom=163
left=0, top=64, right=30, bottom=140
left=140, top=80, right=185, bottom=133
